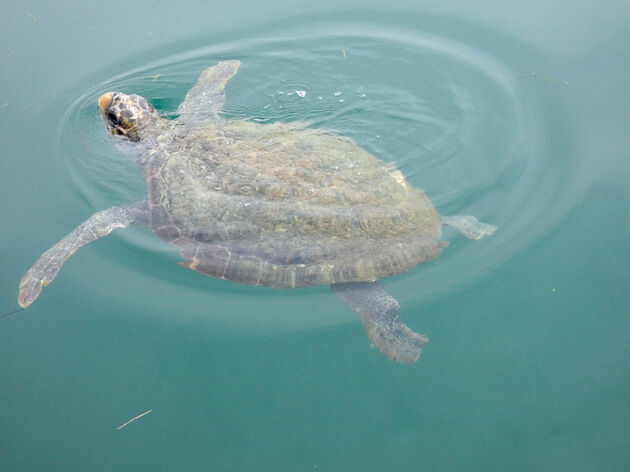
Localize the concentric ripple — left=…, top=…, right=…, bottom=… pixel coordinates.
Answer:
left=56, top=16, right=581, bottom=303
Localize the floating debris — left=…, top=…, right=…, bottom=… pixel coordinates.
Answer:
left=295, top=90, right=306, bottom=98
left=26, top=12, right=38, bottom=22
left=521, top=71, right=568, bottom=86
left=117, top=409, right=152, bottom=430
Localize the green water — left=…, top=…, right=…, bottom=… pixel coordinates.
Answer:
left=1, top=1, right=629, bottom=471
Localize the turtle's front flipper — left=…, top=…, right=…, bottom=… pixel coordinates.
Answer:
left=177, top=60, right=241, bottom=122
left=18, top=203, right=147, bottom=308
left=441, top=215, right=497, bottom=240
left=333, top=282, right=428, bottom=364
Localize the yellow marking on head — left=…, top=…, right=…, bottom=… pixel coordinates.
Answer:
left=99, top=93, right=113, bottom=116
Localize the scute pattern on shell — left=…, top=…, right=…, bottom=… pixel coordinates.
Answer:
left=145, top=120, right=443, bottom=288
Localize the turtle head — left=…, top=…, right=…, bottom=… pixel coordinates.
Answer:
left=99, top=92, right=162, bottom=142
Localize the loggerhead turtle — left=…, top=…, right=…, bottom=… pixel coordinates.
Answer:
left=18, top=60, right=496, bottom=363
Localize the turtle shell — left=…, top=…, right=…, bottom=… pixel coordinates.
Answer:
left=144, top=120, right=443, bottom=288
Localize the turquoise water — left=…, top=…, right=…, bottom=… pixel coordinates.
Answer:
left=1, top=2, right=629, bottom=471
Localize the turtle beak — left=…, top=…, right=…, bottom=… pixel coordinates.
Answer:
left=99, top=93, right=113, bottom=117
left=98, top=93, right=130, bottom=138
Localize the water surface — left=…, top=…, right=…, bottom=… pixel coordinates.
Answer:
left=1, top=2, right=629, bottom=471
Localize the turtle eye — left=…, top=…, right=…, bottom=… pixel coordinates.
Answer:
left=107, top=112, right=118, bottom=127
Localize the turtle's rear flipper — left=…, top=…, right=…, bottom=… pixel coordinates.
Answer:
left=333, top=282, right=428, bottom=364
left=441, top=215, right=497, bottom=240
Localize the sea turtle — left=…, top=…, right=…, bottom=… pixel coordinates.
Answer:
left=18, top=60, right=496, bottom=363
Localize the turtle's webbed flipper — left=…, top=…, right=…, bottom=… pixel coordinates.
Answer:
left=441, top=215, right=497, bottom=240
left=177, top=60, right=241, bottom=121
left=18, top=203, right=147, bottom=308
left=333, top=282, right=428, bottom=364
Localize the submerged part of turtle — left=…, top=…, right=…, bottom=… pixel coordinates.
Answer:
left=18, top=60, right=496, bottom=364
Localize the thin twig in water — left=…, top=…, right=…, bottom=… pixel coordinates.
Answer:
left=1, top=308, right=24, bottom=319
left=80, top=128, right=90, bottom=152
left=117, top=409, right=152, bottom=430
